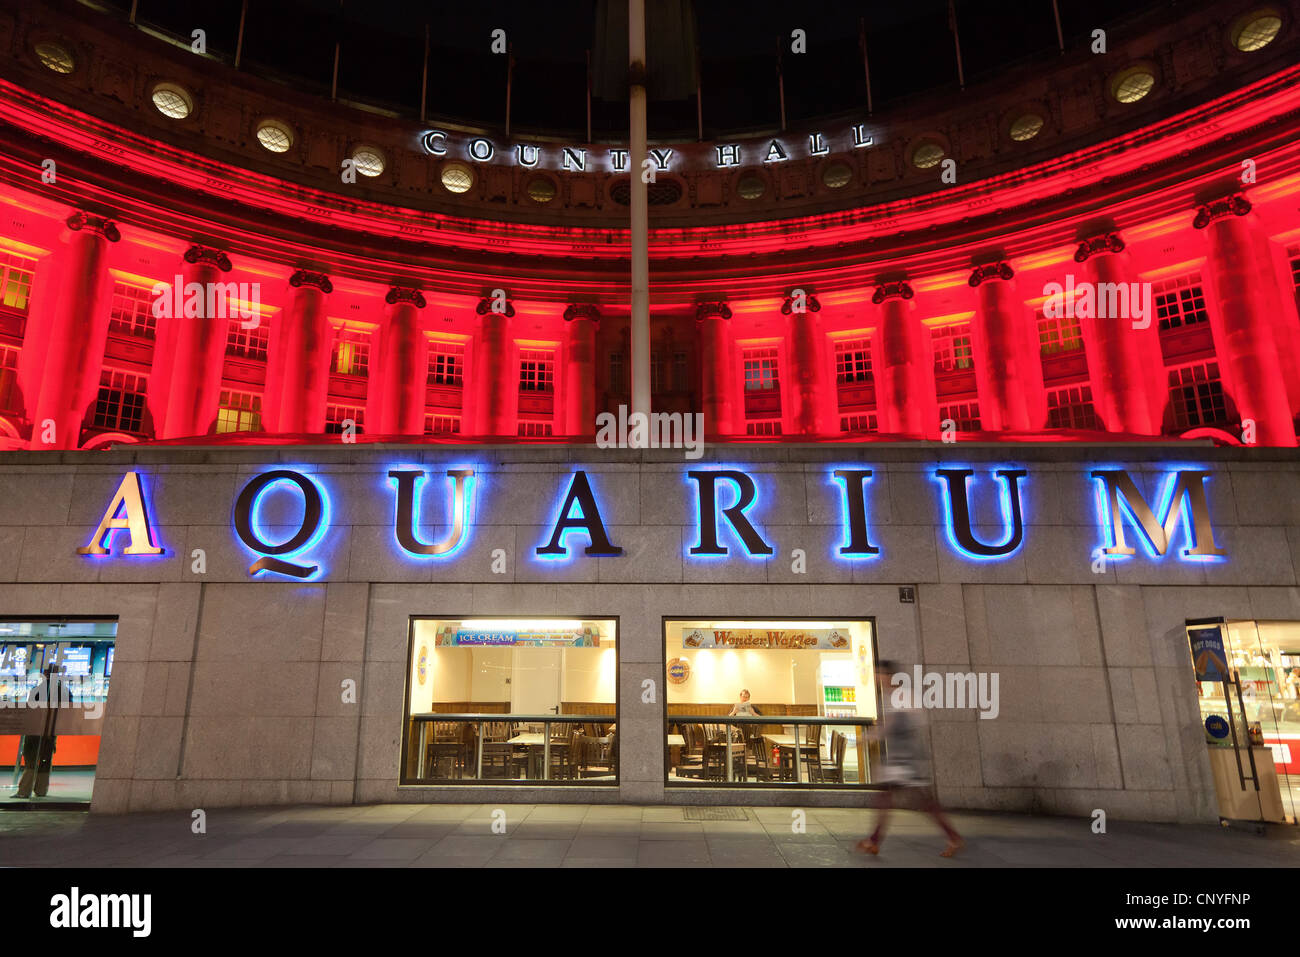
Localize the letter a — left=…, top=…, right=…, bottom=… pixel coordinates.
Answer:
left=78, top=472, right=164, bottom=555
left=537, top=471, right=622, bottom=557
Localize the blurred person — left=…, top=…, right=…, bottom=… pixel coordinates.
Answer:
left=857, top=659, right=963, bottom=858
left=13, top=665, right=67, bottom=799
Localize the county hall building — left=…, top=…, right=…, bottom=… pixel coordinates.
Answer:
left=0, top=0, right=1297, bottom=826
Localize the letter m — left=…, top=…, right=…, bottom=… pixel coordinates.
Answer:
left=1091, top=469, right=1226, bottom=559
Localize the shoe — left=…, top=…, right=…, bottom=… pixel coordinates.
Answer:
left=940, top=838, right=964, bottom=858
left=855, top=839, right=879, bottom=855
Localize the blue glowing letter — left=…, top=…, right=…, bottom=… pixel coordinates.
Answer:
left=233, top=469, right=329, bottom=578
left=934, top=468, right=1026, bottom=559
left=688, top=470, right=774, bottom=557
left=389, top=468, right=475, bottom=557
left=1091, top=469, right=1225, bottom=560
left=537, top=470, right=622, bottom=558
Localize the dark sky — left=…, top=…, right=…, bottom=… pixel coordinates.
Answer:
left=110, top=0, right=1166, bottom=138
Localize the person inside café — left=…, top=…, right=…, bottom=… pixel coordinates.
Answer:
left=728, top=689, right=760, bottom=717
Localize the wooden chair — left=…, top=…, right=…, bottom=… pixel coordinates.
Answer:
left=479, top=741, right=517, bottom=779
left=675, top=724, right=705, bottom=779
left=818, top=731, right=848, bottom=784
left=746, top=734, right=775, bottom=782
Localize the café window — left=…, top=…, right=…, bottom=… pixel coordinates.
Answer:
left=403, top=617, right=618, bottom=785
left=663, top=618, right=878, bottom=787
left=0, top=618, right=118, bottom=806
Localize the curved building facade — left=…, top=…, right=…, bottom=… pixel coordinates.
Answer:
left=0, top=0, right=1298, bottom=824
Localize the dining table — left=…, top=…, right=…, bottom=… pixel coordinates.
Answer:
left=763, top=733, right=821, bottom=783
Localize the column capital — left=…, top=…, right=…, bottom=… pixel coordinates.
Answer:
left=386, top=286, right=427, bottom=308
left=871, top=281, right=913, bottom=304
left=968, top=262, right=1014, bottom=287
left=563, top=303, right=601, bottom=323
left=1073, top=232, right=1125, bottom=263
left=694, top=301, right=732, bottom=322
left=183, top=245, right=232, bottom=271
left=289, top=270, right=333, bottom=293
left=1193, top=194, right=1252, bottom=230
left=65, top=212, right=120, bottom=242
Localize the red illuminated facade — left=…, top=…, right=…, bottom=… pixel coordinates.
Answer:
left=2, top=3, right=1300, bottom=451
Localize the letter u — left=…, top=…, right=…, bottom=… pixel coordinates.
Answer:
left=934, top=468, right=1027, bottom=559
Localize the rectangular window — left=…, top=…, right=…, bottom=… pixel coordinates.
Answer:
left=92, top=370, right=148, bottom=433
left=673, top=352, right=688, bottom=392
left=0, top=618, right=118, bottom=806
left=609, top=352, right=625, bottom=392
left=742, top=347, right=780, bottom=391
left=325, top=404, right=364, bottom=434
left=1037, top=309, right=1084, bottom=355
left=518, top=421, right=553, bottom=437
left=0, top=251, right=36, bottom=312
left=215, top=390, right=262, bottom=433
left=745, top=419, right=782, bottom=436
left=939, top=401, right=980, bottom=432
left=931, top=324, right=974, bottom=372
left=424, top=414, right=461, bottom=435
left=1289, top=247, right=1300, bottom=292
left=0, top=344, right=20, bottom=413
left=663, top=618, right=877, bottom=788
left=427, top=343, right=465, bottom=386
left=332, top=330, right=370, bottom=377
left=650, top=351, right=690, bottom=394
left=840, top=413, right=878, bottom=433
left=1046, top=384, right=1101, bottom=430
left=108, top=282, right=157, bottom=339
left=519, top=349, right=555, bottom=392
left=225, top=318, right=269, bottom=361
left=1153, top=275, right=1209, bottom=330
left=1167, top=361, right=1228, bottom=429
left=834, top=339, right=873, bottom=383
left=403, top=616, right=618, bottom=785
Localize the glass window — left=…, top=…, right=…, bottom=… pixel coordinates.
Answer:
left=745, top=419, right=782, bottom=436
left=108, top=282, right=157, bottom=339
left=332, top=331, right=370, bottom=377
left=664, top=619, right=877, bottom=788
left=835, top=338, right=872, bottom=383
left=931, top=324, right=974, bottom=372
left=226, top=318, right=269, bottom=360
left=1153, top=275, right=1209, bottom=330
left=1037, top=309, right=1083, bottom=355
left=517, top=421, right=553, bottom=437
left=404, top=617, right=618, bottom=785
left=743, top=348, right=779, bottom=391
left=1046, top=384, right=1101, bottom=430
left=608, top=352, right=625, bottom=392
left=518, top=350, right=555, bottom=392
left=0, top=251, right=36, bottom=311
left=939, top=401, right=981, bottom=432
left=92, top=370, right=147, bottom=433
left=427, top=343, right=465, bottom=386
left=325, top=404, right=364, bottom=434
left=424, top=414, right=461, bottom=435
left=0, top=618, right=118, bottom=806
left=215, top=390, right=262, bottom=433
left=840, top=413, right=878, bottom=434
left=1166, top=361, right=1227, bottom=429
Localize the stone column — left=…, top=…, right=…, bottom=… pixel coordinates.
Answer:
left=871, top=281, right=937, bottom=437
left=563, top=303, right=600, bottom=439
left=784, top=292, right=828, bottom=436
left=1074, top=232, right=1165, bottom=435
left=23, top=212, right=120, bottom=449
left=968, top=262, right=1045, bottom=432
left=152, top=245, right=234, bottom=438
left=365, top=287, right=427, bottom=436
left=474, top=298, right=514, bottom=437
left=696, top=301, right=734, bottom=438
left=265, top=270, right=333, bottom=434
left=1195, top=195, right=1296, bottom=446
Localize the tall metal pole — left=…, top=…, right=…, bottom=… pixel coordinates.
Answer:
left=858, top=17, right=873, bottom=115
left=776, top=38, right=786, bottom=131
left=586, top=49, right=593, bottom=144
left=506, top=44, right=514, bottom=137
left=948, top=0, right=965, bottom=90
left=234, top=0, right=248, bottom=68
left=1051, top=0, right=1064, bottom=52
left=629, top=0, right=650, bottom=420
left=420, top=24, right=430, bottom=122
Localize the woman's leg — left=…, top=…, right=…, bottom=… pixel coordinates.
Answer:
left=858, top=788, right=894, bottom=852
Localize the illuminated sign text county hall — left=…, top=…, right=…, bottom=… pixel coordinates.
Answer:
left=74, top=465, right=1228, bottom=581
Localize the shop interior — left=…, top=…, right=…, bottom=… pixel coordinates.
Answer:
left=663, top=618, right=878, bottom=786
left=1195, top=619, right=1300, bottom=823
left=0, top=619, right=117, bottom=807
left=404, top=617, right=618, bottom=783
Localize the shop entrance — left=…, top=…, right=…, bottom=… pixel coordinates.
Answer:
left=1189, top=617, right=1298, bottom=824
left=0, top=618, right=117, bottom=808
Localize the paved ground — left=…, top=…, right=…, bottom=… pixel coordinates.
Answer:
left=1, top=804, right=1297, bottom=867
